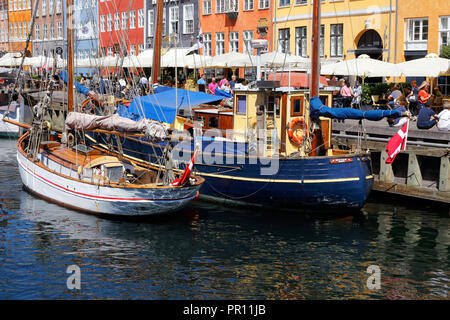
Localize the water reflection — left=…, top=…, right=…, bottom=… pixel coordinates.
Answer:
left=0, top=138, right=448, bottom=299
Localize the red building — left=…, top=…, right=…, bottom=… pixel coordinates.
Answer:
left=98, top=0, right=146, bottom=59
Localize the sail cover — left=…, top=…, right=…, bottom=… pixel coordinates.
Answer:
left=65, top=112, right=170, bottom=141
left=117, top=86, right=225, bottom=124
left=309, top=97, right=402, bottom=120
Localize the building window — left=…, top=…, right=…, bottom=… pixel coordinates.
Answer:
left=130, top=10, right=136, bottom=29
left=296, top=0, right=306, bottom=4
left=291, top=96, right=304, bottom=116
left=138, top=9, right=144, bottom=28
left=203, top=33, right=211, bottom=56
left=229, top=31, right=239, bottom=52
left=295, top=26, right=307, bottom=57
left=35, top=23, right=40, bottom=40
left=56, top=0, right=61, bottom=14
left=216, top=32, right=225, bottom=55
left=42, top=0, right=46, bottom=16
left=107, top=14, right=112, bottom=31
left=237, top=95, right=246, bottom=114
left=49, top=0, right=53, bottom=15
left=57, top=21, right=62, bottom=38
left=101, top=47, right=106, bottom=57
left=243, top=30, right=253, bottom=54
left=203, top=0, right=211, bottom=15
left=100, top=15, right=105, bottom=32
left=107, top=47, right=113, bottom=56
left=244, top=0, right=253, bottom=11
left=49, top=23, right=54, bottom=39
left=43, top=23, right=47, bottom=39
left=122, top=12, right=128, bottom=30
left=216, top=0, right=225, bottom=13
left=148, top=10, right=154, bottom=36
left=162, top=9, right=166, bottom=36
left=130, top=45, right=136, bottom=56
left=330, top=24, right=343, bottom=57
left=407, top=18, right=428, bottom=42
left=440, top=17, right=450, bottom=51
left=320, top=24, right=324, bottom=57
left=183, top=4, right=194, bottom=34
left=279, top=0, right=289, bottom=7
left=138, top=44, right=145, bottom=54
left=114, top=12, right=120, bottom=31
left=169, top=7, right=178, bottom=34
left=278, top=28, right=290, bottom=54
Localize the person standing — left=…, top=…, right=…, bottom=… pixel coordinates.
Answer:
left=340, top=79, right=353, bottom=108
left=352, top=80, right=362, bottom=108
left=197, top=74, right=207, bottom=92
left=208, top=77, right=218, bottom=95
left=407, top=80, right=419, bottom=114
left=229, top=75, right=237, bottom=91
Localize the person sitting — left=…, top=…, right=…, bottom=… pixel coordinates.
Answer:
left=417, top=102, right=439, bottom=130
left=387, top=85, right=402, bottom=107
left=387, top=96, right=408, bottom=127
left=436, top=101, right=450, bottom=131
left=431, top=87, right=443, bottom=106
left=417, top=81, right=433, bottom=110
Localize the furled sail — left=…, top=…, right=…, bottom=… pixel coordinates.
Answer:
left=309, top=97, right=402, bottom=121
left=65, top=112, right=170, bottom=141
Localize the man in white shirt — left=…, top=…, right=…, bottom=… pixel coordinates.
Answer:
left=437, top=102, right=450, bottom=131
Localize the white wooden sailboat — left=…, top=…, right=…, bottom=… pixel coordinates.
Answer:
left=7, top=0, right=204, bottom=217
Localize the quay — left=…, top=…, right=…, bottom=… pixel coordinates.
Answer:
left=332, top=119, right=450, bottom=204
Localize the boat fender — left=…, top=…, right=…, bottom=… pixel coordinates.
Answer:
left=77, top=166, right=83, bottom=178
left=67, top=133, right=75, bottom=147
left=287, top=117, right=307, bottom=145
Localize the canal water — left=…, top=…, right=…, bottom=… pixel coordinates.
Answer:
left=0, top=138, right=448, bottom=299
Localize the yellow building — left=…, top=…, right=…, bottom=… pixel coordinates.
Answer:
left=273, top=0, right=398, bottom=63
left=396, top=0, right=450, bottom=63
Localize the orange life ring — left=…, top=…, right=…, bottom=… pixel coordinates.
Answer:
left=287, top=117, right=307, bottom=145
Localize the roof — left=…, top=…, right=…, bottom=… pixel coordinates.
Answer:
left=85, top=156, right=122, bottom=169
left=117, top=86, right=225, bottom=124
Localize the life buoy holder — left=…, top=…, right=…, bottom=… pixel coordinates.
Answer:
left=287, top=117, right=307, bottom=145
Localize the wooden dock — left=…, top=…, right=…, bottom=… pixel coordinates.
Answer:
left=332, top=119, right=450, bottom=205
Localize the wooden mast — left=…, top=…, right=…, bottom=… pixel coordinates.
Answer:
left=67, top=0, right=75, bottom=112
left=310, top=0, right=321, bottom=98
left=151, top=0, right=164, bottom=84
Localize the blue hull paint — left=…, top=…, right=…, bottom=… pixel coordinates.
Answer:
left=91, top=133, right=373, bottom=210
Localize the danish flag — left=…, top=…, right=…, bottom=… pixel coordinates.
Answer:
left=171, top=149, right=199, bottom=186
left=385, top=120, right=409, bottom=164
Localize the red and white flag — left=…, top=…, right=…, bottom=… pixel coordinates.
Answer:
left=171, top=149, right=199, bottom=186
left=385, top=120, right=409, bottom=164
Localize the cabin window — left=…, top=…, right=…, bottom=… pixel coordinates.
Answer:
left=236, top=95, right=247, bottom=115
left=106, top=166, right=124, bottom=183
left=208, top=116, right=218, bottom=128
left=319, top=95, right=329, bottom=107
left=291, top=96, right=303, bottom=116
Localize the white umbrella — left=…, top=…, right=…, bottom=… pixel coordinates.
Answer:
left=320, top=54, right=402, bottom=79
left=75, top=58, right=100, bottom=68
left=259, top=51, right=309, bottom=68
left=208, top=52, right=253, bottom=68
left=122, top=55, right=147, bottom=68
left=0, top=53, right=22, bottom=66
left=397, top=53, right=450, bottom=78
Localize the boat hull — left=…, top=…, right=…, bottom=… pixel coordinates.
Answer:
left=90, top=133, right=373, bottom=211
left=17, top=149, right=201, bottom=217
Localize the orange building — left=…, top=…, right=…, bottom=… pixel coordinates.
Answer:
left=199, top=0, right=272, bottom=79
left=8, top=0, right=32, bottom=54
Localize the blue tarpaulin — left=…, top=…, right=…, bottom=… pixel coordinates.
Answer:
left=309, top=96, right=402, bottom=121
left=215, top=88, right=233, bottom=98
left=118, top=86, right=225, bottom=123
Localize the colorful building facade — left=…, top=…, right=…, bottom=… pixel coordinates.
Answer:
left=31, top=0, right=65, bottom=57
left=146, top=0, right=200, bottom=51
left=8, top=0, right=32, bottom=54
left=273, top=0, right=397, bottom=62
left=98, top=0, right=145, bottom=57
left=199, top=0, right=272, bottom=78
left=0, top=0, right=8, bottom=54
left=75, top=0, right=99, bottom=75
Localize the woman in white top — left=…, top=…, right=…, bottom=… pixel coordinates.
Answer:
left=437, top=102, right=450, bottom=131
